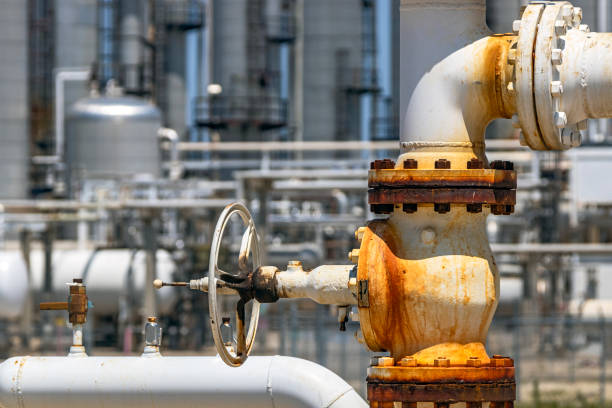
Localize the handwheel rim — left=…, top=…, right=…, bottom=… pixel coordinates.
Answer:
left=208, top=202, right=261, bottom=367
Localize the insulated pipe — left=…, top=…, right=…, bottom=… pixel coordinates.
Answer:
left=54, top=68, right=91, bottom=159
left=0, top=355, right=367, bottom=408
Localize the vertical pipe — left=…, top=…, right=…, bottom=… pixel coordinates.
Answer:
left=142, top=215, right=157, bottom=323
left=399, top=0, right=488, bottom=138
left=43, top=224, right=54, bottom=295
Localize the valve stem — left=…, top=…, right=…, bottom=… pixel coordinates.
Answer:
left=153, top=279, right=188, bottom=289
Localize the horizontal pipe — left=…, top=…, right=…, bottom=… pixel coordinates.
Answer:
left=491, top=243, right=612, bottom=254
left=0, top=355, right=366, bottom=408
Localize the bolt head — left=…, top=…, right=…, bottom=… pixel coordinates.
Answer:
left=561, top=5, right=574, bottom=24
left=550, top=81, right=563, bottom=97
left=552, top=48, right=563, bottom=65
left=554, top=111, right=568, bottom=128
left=573, top=7, right=582, bottom=25
left=399, top=356, right=417, bottom=367
left=377, top=357, right=395, bottom=367
left=554, top=19, right=567, bottom=35
left=348, top=249, right=360, bottom=264
left=434, top=357, right=450, bottom=368
left=466, top=356, right=481, bottom=367
left=512, top=19, right=521, bottom=33
left=355, top=226, right=366, bottom=241
left=579, top=24, right=590, bottom=33
left=507, top=49, right=517, bottom=65
left=288, top=260, right=302, bottom=267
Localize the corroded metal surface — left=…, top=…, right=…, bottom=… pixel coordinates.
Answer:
left=356, top=213, right=498, bottom=358
left=368, top=169, right=516, bottom=189
left=368, top=188, right=516, bottom=205
left=367, top=159, right=516, bottom=212
left=367, top=356, right=515, bottom=405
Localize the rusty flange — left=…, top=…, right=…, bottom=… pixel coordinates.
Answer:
left=368, top=159, right=516, bottom=215
left=367, top=356, right=516, bottom=404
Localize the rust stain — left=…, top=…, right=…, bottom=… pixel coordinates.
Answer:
left=358, top=219, right=498, bottom=361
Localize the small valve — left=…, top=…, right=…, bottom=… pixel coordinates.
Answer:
left=143, top=316, right=162, bottom=356
left=39, top=278, right=90, bottom=356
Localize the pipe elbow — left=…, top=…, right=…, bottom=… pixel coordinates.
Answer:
left=401, top=35, right=516, bottom=157
left=267, top=356, right=366, bottom=408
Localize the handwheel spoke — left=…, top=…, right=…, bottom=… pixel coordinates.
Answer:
left=235, top=299, right=246, bottom=357
left=238, top=223, right=254, bottom=274
left=216, top=266, right=245, bottom=284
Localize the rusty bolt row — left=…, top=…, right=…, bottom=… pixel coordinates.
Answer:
left=371, top=355, right=514, bottom=368
left=370, top=159, right=395, bottom=170
left=371, top=203, right=513, bottom=215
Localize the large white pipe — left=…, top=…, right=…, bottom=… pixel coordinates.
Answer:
left=0, top=355, right=366, bottom=408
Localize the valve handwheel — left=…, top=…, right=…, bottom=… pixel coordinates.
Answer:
left=208, top=202, right=261, bottom=367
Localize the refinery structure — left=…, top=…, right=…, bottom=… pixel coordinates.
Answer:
left=2, top=0, right=612, bottom=407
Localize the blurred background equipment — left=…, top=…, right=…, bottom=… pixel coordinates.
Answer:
left=0, top=0, right=612, bottom=406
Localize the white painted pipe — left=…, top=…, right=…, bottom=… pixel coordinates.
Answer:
left=561, top=31, right=612, bottom=123
left=0, top=355, right=366, bottom=408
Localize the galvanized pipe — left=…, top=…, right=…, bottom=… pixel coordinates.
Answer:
left=0, top=355, right=367, bottom=408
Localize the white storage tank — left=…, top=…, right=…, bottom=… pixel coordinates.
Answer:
left=65, top=94, right=162, bottom=184
left=0, top=252, right=28, bottom=319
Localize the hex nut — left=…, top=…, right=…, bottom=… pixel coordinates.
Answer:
left=434, top=357, right=450, bottom=368
left=466, top=357, right=481, bottom=367
left=512, top=19, right=521, bottom=33
left=561, top=5, right=574, bottom=24
left=434, top=203, right=450, bottom=214
left=355, top=227, right=366, bottom=241
left=466, top=203, right=483, bottom=214
left=554, top=19, right=567, bottom=36
left=467, top=158, right=483, bottom=169
left=579, top=24, right=590, bottom=33
left=491, top=357, right=506, bottom=367
left=573, top=7, right=582, bottom=25
left=348, top=249, right=360, bottom=264
left=377, top=357, right=395, bottom=367
left=551, top=48, right=563, bottom=65
left=507, top=49, right=517, bottom=65
left=403, top=159, right=418, bottom=169
left=399, top=356, right=417, bottom=367
left=550, top=81, right=563, bottom=97
left=506, top=81, right=515, bottom=93
left=554, top=111, right=568, bottom=128
left=434, top=159, right=451, bottom=169
left=402, top=203, right=417, bottom=214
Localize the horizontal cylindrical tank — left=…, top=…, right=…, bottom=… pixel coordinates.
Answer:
left=65, top=95, right=161, bottom=183
left=0, top=251, right=28, bottom=319
left=27, top=249, right=176, bottom=316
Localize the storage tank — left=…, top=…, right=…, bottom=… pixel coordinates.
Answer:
left=0, top=252, right=28, bottom=319
left=65, top=94, right=162, bottom=184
